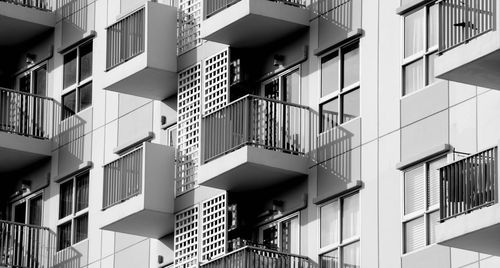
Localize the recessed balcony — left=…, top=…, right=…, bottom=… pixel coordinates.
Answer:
left=0, top=87, right=55, bottom=173
left=434, top=0, right=500, bottom=89
left=198, top=95, right=309, bottom=192
left=0, top=220, right=52, bottom=268
left=0, top=0, right=55, bottom=46
left=201, top=0, right=309, bottom=47
left=100, top=142, right=175, bottom=238
left=103, top=1, right=177, bottom=100
left=436, top=146, right=500, bottom=256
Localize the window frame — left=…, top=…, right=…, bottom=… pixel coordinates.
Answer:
left=16, top=62, right=48, bottom=96
left=319, top=41, right=360, bottom=133
left=10, top=191, right=44, bottom=226
left=257, top=212, right=301, bottom=254
left=165, top=124, right=178, bottom=147
left=61, top=41, right=93, bottom=120
left=57, top=171, right=89, bottom=251
left=318, top=191, right=360, bottom=267
left=401, top=2, right=439, bottom=97
left=260, top=65, right=302, bottom=105
left=401, top=154, right=447, bottom=255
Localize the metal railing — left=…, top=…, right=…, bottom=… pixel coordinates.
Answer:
left=200, top=246, right=313, bottom=268
left=1, top=0, right=51, bottom=11
left=0, top=87, right=54, bottom=139
left=439, top=0, right=496, bottom=53
left=202, top=95, right=310, bottom=163
left=106, top=7, right=145, bottom=70
left=440, top=146, right=498, bottom=222
left=103, top=146, right=144, bottom=210
left=205, top=0, right=306, bottom=18
left=0, top=220, right=52, bottom=268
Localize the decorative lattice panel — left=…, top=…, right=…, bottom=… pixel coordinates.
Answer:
left=174, top=205, right=200, bottom=268
left=203, top=49, right=229, bottom=115
left=176, top=63, right=202, bottom=195
left=200, top=193, right=227, bottom=262
left=178, top=0, right=203, bottom=55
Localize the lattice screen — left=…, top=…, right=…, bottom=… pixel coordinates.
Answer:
left=203, top=49, right=229, bottom=115
left=178, top=0, right=203, bottom=55
left=174, top=205, right=200, bottom=268
left=200, top=193, right=227, bottom=262
left=176, top=63, right=202, bottom=195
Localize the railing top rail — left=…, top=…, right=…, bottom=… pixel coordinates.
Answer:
left=203, top=94, right=310, bottom=118
left=104, top=144, right=144, bottom=167
left=439, top=145, right=497, bottom=171
left=0, top=220, right=50, bottom=231
left=0, top=0, right=52, bottom=11
left=200, top=245, right=310, bottom=266
left=0, top=87, right=55, bottom=101
left=106, top=6, right=145, bottom=29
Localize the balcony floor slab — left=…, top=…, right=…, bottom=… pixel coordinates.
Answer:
left=0, top=131, right=51, bottom=172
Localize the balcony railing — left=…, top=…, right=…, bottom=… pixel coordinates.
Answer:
left=106, top=7, right=145, bottom=70
left=0, top=87, right=54, bottom=139
left=440, top=146, right=498, bottom=222
left=103, top=146, right=143, bottom=210
left=439, top=0, right=496, bottom=53
left=200, top=246, right=313, bottom=268
left=205, top=0, right=306, bottom=18
left=0, top=220, right=52, bottom=268
left=202, top=95, right=310, bottom=163
left=1, top=0, right=51, bottom=11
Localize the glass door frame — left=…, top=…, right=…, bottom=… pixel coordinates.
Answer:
left=10, top=191, right=44, bottom=226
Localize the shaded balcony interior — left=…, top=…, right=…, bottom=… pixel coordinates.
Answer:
left=435, top=0, right=500, bottom=89
left=201, top=185, right=311, bottom=267
left=0, top=220, right=54, bottom=268
left=100, top=142, right=176, bottom=238
left=201, top=0, right=310, bottom=47
left=103, top=1, right=177, bottom=100
left=0, top=0, right=54, bottom=47
left=436, top=146, right=500, bottom=256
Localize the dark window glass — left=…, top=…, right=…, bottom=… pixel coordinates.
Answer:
left=262, top=225, right=279, bottom=250
left=75, top=172, right=89, bottom=212
left=63, top=50, right=77, bottom=88
left=62, top=91, right=77, bottom=120
left=29, top=195, right=43, bottom=226
left=284, top=69, right=300, bottom=104
left=343, top=43, right=360, bottom=87
left=78, top=83, right=92, bottom=112
left=34, top=65, right=47, bottom=96
left=321, top=51, right=339, bottom=97
left=79, top=43, right=93, bottom=81
left=57, top=222, right=72, bottom=250
left=342, top=88, right=360, bottom=123
left=19, top=74, right=31, bottom=93
left=321, top=97, right=339, bottom=132
left=59, top=180, right=73, bottom=219
left=74, top=214, right=88, bottom=243
left=14, top=203, right=26, bottom=223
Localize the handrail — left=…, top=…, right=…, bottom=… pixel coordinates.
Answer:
left=439, top=146, right=498, bottom=222
left=0, top=87, right=54, bottom=101
left=202, top=94, right=311, bottom=163
left=201, top=246, right=312, bottom=267
left=0, top=0, right=51, bottom=11
left=0, top=220, right=50, bottom=231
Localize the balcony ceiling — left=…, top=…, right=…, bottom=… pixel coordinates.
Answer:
left=0, top=2, right=55, bottom=46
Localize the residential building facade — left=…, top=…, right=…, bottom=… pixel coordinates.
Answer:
left=0, top=0, right=500, bottom=267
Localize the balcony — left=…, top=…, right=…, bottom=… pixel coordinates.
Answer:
left=0, top=220, right=52, bottom=268
left=103, top=1, right=177, bottom=100
left=0, top=0, right=55, bottom=46
left=100, top=142, right=175, bottom=238
left=198, top=95, right=309, bottom=192
left=0, top=87, right=55, bottom=173
left=200, top=246, right=313, bottom=268
left=436, top=146, right=500, bottom=255
left=434, top=0, right=500, bottom=89
left=201, top=0, right=309, bottom=47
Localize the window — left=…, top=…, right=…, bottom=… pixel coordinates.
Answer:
left=58, top=171, right=89, bottom=250
left=11, top=193, right=43, bottom=226
left=320, top=42, right=360, bottom=132
left=402, top=3, right=439, bottom=96
left=258, top=213, right=300, bottom=254
left=319, top=192, right=360, bottom=268
left=165, top=124, right=177, bottom=147
left=261, top=67, right=301, bottom=104
left=62, top=41, right=93, bottom=120
left=402, top=156, right=446, bottom=253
